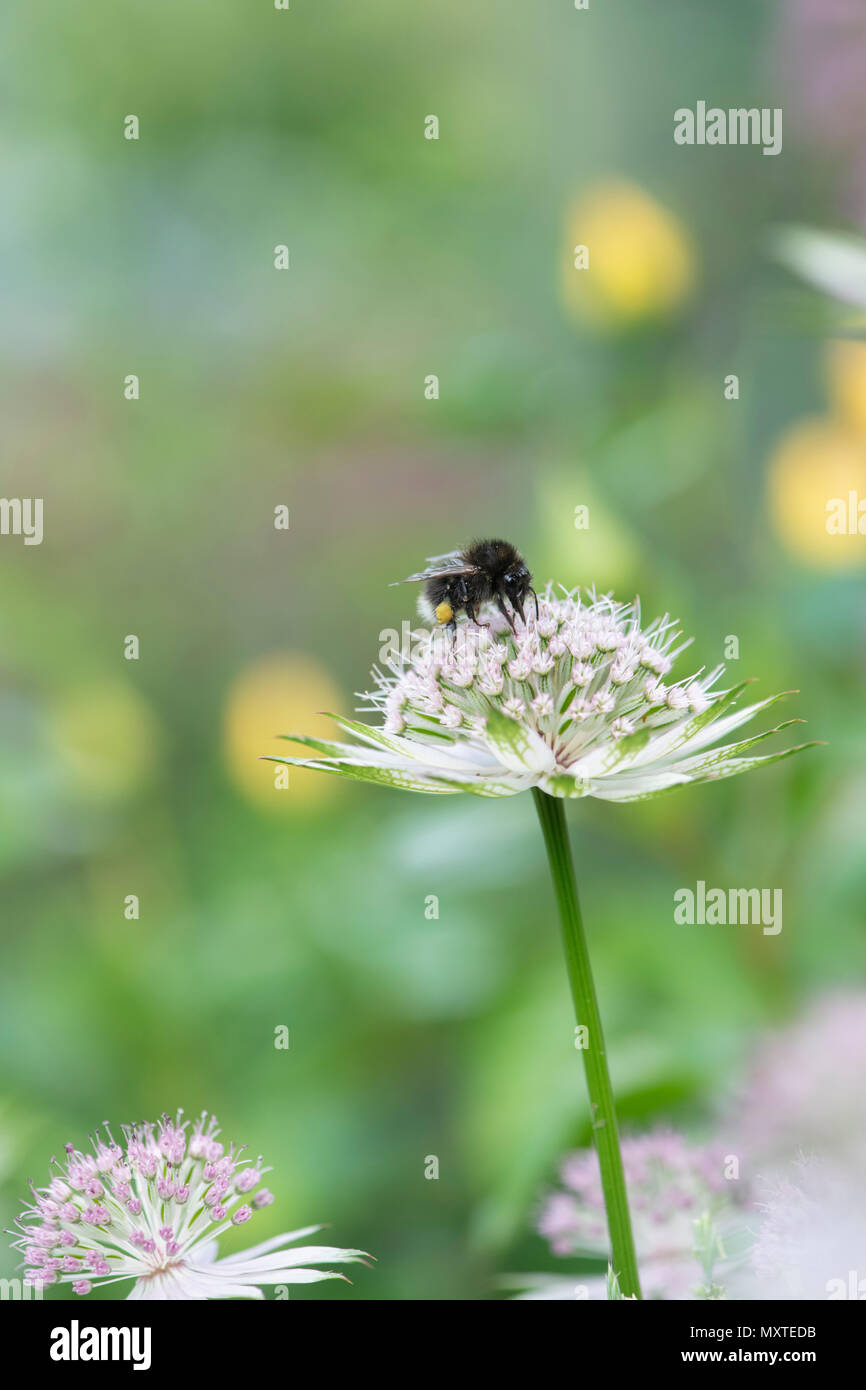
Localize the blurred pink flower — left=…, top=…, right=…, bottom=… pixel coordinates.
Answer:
left=722, top=991, right=866, bottom=1171
left=534, top=1128, right=744, bottom=1300
left=731, top=1156, right=866, bottom=1300
left=782, top=0, right=866, bottom=224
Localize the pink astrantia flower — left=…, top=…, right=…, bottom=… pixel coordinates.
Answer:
left=508, top=1128, right=747, bottom=1300
left=7, top=1111, right=371, bottom=1300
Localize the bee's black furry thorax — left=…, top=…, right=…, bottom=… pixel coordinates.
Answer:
left=462, top=538, right=522, bottom=577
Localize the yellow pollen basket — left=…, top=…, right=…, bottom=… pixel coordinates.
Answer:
left=435, top=601, right=454, bottom=625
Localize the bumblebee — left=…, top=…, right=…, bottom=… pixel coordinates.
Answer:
left=391, top=538, right=537, bottom=632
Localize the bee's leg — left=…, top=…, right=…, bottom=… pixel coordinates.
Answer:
left=494, top=589, right=516, bottom=633
left=528, top=587, right=539, bottom=620
left=466, top=604, right=489, bottom=629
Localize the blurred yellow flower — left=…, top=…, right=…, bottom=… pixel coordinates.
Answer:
left=537, top=469, right=639, bottom=592
left=768, top=418, right=866, bottom=569
left=825, top=339, right=866, bottom=436
left=223, top=653, right=343, bottom=811
left=47, top=680, right=160, bottom=801
left=561, top=179, right=695, bottom=328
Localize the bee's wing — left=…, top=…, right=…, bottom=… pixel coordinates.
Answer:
left=389, top=550, right=476, bottom=586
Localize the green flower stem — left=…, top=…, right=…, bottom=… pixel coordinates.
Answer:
left=532, top=787, right=642, bottom=1300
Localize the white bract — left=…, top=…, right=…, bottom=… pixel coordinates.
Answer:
left=9, top=1111, right=370, bottom=1300
left=772, top=224, right=866, bottom=308
left=274, top=587, right=812, bottom=801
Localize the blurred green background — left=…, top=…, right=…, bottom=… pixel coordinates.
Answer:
left=1, top=0, right=864, bottom=1299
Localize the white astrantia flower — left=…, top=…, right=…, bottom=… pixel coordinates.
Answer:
left=8, top=1111, right=371, bottom=1300
left=271, top=586, right=815, bottom=801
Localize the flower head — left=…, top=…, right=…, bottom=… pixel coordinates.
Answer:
left=534, top=1128, right=744, bottom=1300
left=272, top=587, right=814, bottom=801
left=503, top=1128, right=748, bottom=1301
left=8, top=1110, right=371, bottom=1300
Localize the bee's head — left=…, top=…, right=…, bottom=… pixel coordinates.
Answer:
left=502, top=564, right=534, bottom=621
left=503, top=564, right=530, bottom=591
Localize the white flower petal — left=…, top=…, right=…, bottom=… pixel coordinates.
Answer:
left=212, top=1227, right=324, bottom=1264
left=586, top=769, right=694, bottom=802
left=211, top=1245, right=368, bottom=1275
left=483, top=709, right=558, bottom=777
left=630, top=689, right=790, bottom=768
